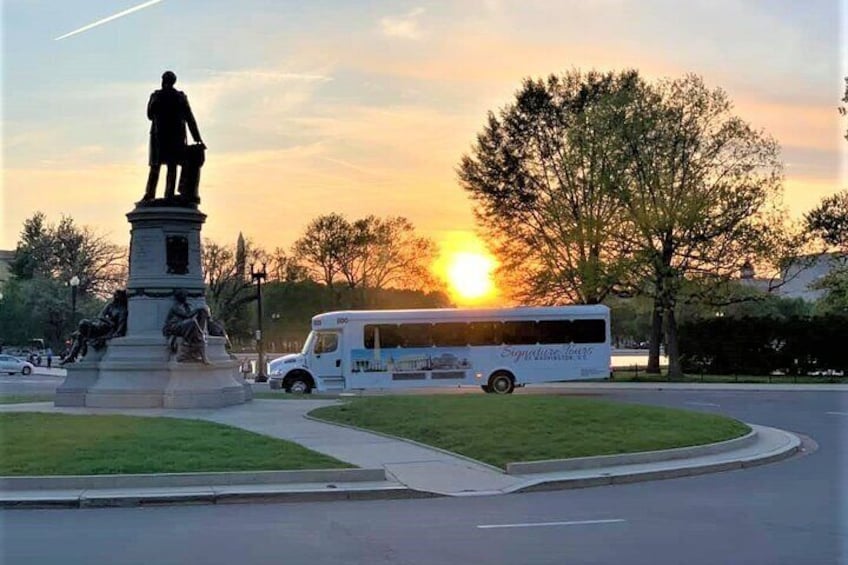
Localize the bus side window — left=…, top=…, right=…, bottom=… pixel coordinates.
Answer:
left=468, top=321, right=501, bottom=346
left=432, top=323, right=468, bottom=347
left=573, top=320, right=606, bottom=343
left=502, top=321, right=538, bottom=345
left=537, top=320, right=573, bottom=344
left=364, top=324, right=401, bottom=348
left=378, top=324, right=403, bottom=348
left=399, top=323, right=432, bottom=347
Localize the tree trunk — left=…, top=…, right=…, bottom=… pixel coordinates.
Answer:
left=646, top=297, right=663, bottom=374
left=665, top=306, right=682, bottom=379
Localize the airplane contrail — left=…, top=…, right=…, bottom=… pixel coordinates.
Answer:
left=55, top=0, right=164, bottom=41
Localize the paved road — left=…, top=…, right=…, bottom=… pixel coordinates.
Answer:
left=0, top=372, right=64, bottom=396
left=2, top=389, right=845, bottom=565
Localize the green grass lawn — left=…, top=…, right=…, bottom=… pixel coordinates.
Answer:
left=0, top=413, right=352, bottom=475
left=310, top=396, right=749, bottom=469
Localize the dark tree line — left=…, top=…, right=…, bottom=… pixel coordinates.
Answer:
left=1, top=210, right=445, bottom=351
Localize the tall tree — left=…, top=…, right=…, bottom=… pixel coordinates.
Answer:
left=802, top=77, right=848, bottom=312
left=339, top=216, right=437, bottom=293
left=805, top=190, right=848, bottom=251
left=11, top=212, right=126, bottom=298
left=292, top=213, right=350, bottom=291
left=459, top=70, right=641, bottom=305
left=292, top=213, right=438, bottom=305
left=618, top=74, right=784, bottom=377
left=267, top=246, right=309, bottom=283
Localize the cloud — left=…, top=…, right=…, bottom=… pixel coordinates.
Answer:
left=186, top=67, right=333, bottom=129
left=380, top=7, right=425, bottom=40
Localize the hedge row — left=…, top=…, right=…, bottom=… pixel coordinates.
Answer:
left=678, top=315, right=848, bottom=376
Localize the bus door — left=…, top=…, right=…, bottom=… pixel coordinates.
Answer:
left=310, top=331, right=343, bottom=384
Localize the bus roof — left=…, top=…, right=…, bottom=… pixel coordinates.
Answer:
left=312, top=306, right=609, bottom=329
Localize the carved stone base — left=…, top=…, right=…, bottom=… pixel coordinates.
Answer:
left=58, top=336, right=249, bottom=409
left=53, top=204, right=249, bottom=410
left=54, top=349, right=106, bottom=407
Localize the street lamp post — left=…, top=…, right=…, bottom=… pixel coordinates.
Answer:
left=250, top=263, right=268, bottom=382
left=69, top=276, right=80, bottom=330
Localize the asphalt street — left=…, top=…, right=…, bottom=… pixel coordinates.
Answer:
left=0, top=372, right=65, bottom=396
left=1, top=388, right=845, bottom=565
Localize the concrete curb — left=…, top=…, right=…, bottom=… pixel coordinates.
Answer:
left=1, top=484, right=435, bottom=510
left=304, top=412, right=505, bottom=474
left=0, top=468, right=385, bottom=491
left=505, top=427, right=757, bottom=475
left=504, top=425, right=801, bottom=494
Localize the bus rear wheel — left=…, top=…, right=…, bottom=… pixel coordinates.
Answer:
left=488, top=372, right=514, bottom=394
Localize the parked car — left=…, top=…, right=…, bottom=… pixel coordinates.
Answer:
left=0, top=355, right=34, bottom=375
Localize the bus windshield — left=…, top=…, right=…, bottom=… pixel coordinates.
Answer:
left=301, top=332, right=315, bottom=355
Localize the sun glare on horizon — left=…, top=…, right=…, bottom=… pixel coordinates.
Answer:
left=433, top=232, right=499, bottom=305
left=446, top=251, right=496, bottom=302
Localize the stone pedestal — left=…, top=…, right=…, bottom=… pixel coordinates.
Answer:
left=55, top=204, right=249, bottom=408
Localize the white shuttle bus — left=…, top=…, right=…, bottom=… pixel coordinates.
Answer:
left=268, top=306, right=610, bottom=394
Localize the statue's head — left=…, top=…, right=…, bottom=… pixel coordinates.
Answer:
left=174, top=288, right=188, bottom=303
left=113, top=289, right=128, bottom=305
left=161, top=71, right=177, bottom=88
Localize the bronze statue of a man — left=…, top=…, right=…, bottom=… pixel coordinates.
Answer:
left=143, top=71, right=205, bottom=201
left=163, top=289, right=211, bottom=363
left=61, top=289, right=128, bottom=365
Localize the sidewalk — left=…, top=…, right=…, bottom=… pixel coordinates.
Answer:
left=0, top=399, right=801, bottom=507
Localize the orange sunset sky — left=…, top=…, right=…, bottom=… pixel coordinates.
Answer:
left=2, top=1, right=846, bottom=302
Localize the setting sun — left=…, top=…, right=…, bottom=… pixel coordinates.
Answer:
left=446, top=252, right=495, bottom=302
left=432, top=231, right=499, bottom=305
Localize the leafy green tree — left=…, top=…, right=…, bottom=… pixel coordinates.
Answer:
left=0, top=277, right=103, bottom=350
left=11, top=212, right=126, bottom=298
left=339, top=216, right=437, bottom=296
left=459, top=70, right=641, bottom=305
left=804, top=190, right=847, bottom=313
left=460, top=71, right=787, bottom=378
left=617, top=74, right=785, bottom=377
left=806, top=190, right=848, bottom=251
left=292, top=213, right=350, bottom=292
left=803, top=77, right=848, bottom=313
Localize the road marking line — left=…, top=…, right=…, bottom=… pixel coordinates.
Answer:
left=477, top=519, right=626, bottom=529
left=684, top=402, right=720, bottom=407
left=826, top=412, right=848, bottom=416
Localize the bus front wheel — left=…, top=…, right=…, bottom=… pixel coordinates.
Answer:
left=489, top=372, right=514, bottom=395
left=285, top=374, right=313, bottom=394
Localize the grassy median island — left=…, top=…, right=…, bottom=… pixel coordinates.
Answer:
left=310, top=396, right=749, bottom=469
left=0, top=413, right=352, bottom=475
